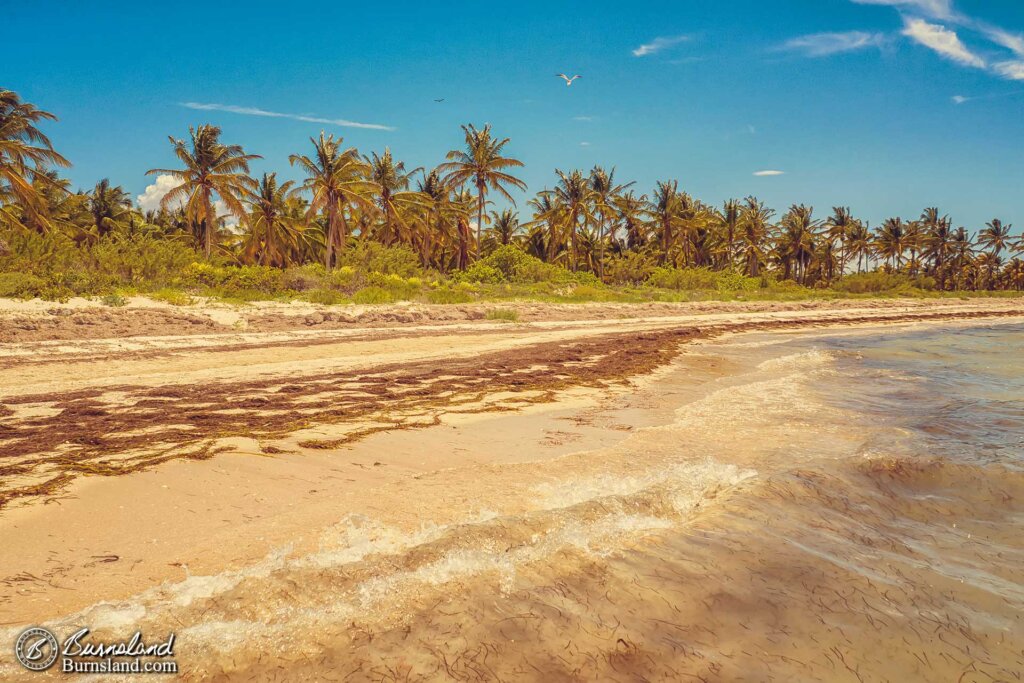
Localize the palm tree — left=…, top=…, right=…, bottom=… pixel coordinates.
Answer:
left=737, top=196, right=774, bottom=277
left=0, top=90, right=71, bottom=231
left=777, top=204, right=820, bottom=284
left=875, top=217, right=907, bottom=270
left=649, top=180, right=686, bottom=266
left=88, top=178, right=133, bottom=236
left=488, top=209, right=521, bottom=248
left=614, top=191, right=648, bottom=251
left=439, top=124, right=526, bottom=259
left=242, top=172, right=300, bottom=267
left=365, top=148, right=426, bottom=247
left=588, top=166, right=633, bottom=279
left=846, top=221, right=872, bottom=274
left=289, top=132, right=375, bottom=269
left=549, top=169, right=596, bottom=271
left=719, top=199, right=741, bottom=271
left=526, top=191, right=566, bottom=264
left=825, top=207, right=856, bottom=275
left=147, top=124, right=259, bottom=257
left=977, top=218, right=1013, bottom=258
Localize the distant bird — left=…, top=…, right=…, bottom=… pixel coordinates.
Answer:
left=556, top=74, right=582, bottom=87
left=434, top=98, right=445, bottom=102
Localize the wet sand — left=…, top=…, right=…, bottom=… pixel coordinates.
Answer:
left=0, top=297, right=1022, bottom=680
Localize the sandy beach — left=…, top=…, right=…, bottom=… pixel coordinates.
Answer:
left=1, top=297, right=1022, bottom=680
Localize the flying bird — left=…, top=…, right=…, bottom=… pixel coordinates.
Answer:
left=556, top=74, right=582, bottom=87
left=434, top=98, right=445, bottom=102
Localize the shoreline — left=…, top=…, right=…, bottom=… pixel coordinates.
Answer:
left=0, top=300, right=1022, bottom=629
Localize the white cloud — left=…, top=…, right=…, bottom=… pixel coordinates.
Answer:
left=902, top=18, right=986, bottom=68
left=136, top=174, right=182, bottom=213
left=179, top=102, right=395, bottom=131
left=992, top=60, right=1024, bottom=80
left=632, top=35, right=690, bottom=57
left=780, top=31, right=886, bottom=57
left=572, top=116, right=594, bottom=122
left=579, top=141, right=592, bottom=147
left=980, top=25, right=1024, bottom=57
left=850, top=0, right=956, bottom=21
left=136, top=174, right=237, bottom=228
left=952, top=94, right=969, bottom=104
left=753, top=170, right=784, bottom=176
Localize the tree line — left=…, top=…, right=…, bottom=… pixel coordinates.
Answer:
left=2, top=88, right=1023, bottom=291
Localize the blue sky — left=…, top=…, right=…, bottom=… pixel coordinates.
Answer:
left=6, top=0, right=1024, bottom=230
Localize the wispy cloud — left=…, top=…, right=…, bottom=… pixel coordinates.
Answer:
left=632, top=35, right=690, bottom=57
left=992, top=60, right=1024, bottom=80
left=753, top=170, right=785, bottom=177
left=572, top=116, right=594, bottom=122
left=579, top=141, right=592, bottom=147
left=179, top=102, right=395, bottom=131
left=952, top=94, right=969, bottom=104
left=780, top=31, right=887, bottom=57
left=850, top=0, right=957, bottom=21
left=980, top=25, right=1024, bottom=56
left=902, top=18, right=986, bottom=68
left=851, top=0, right=1024, bottom=83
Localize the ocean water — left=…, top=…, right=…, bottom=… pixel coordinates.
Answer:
left=3, top=321, right=1022, bottom=681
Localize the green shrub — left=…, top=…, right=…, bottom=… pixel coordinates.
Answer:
left=460, top=262, right=505, bottom=284
left=282, top=264, right=326, bottom=291
left=833, top=272, right=935, bottom=294
left=486, top=308, right=519, bottom=322
left=0, top=272, right=45, bottom=298
left=427, top=288, right=474, bottom=304
left=645, top=267, right=718, bottom=290
left=336, top=243, right=421, bottom=277
left=306, top=288, right=347, bottom=305
left=352, top=286, right=398, bottom=304
left=149, top=288, right=193, bottom=306
left=605, top=252, right=656, bottom=285
left=100, top=293, right=127, bottom=307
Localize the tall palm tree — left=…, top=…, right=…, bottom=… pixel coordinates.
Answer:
left=439, top=124, right=526, bottom=259
left=289, top=132, right=375, bottom=269
left=649, top=180, right=686, bottom=266
left=365, top=148, right=426, bottom=247
left=737, top=196, right=774, bottom=277
left=242, top=172, right=300, bottom=267
left=550, top=169, right=596, bottom=271
left=0, top=90, right=71, bottom=231
left=719, top=199, right=741, bottom=271
left=846, top=221, right=872, bottom=274
left=977, top=218, right=1013, bottom=258
left=875, top=217, right=907, bottom=270
left=147, top=124, right=259, bottom=257
left=615, top=191, right=649, bottom=250
left=588, top=166, right=633, bottom=279
left=526, top=191, right=566, bottom=264
left=825, top=207, right=856, bottom=275
left=777, top=204, right=820, bottom=284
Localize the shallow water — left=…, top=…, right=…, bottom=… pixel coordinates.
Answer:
left=4, top=321, right=1022, bottom=681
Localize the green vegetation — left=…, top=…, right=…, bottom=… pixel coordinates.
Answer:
left=2, top=88, right=1023, bottom=305
left=486, top=308, right=520, bottom=322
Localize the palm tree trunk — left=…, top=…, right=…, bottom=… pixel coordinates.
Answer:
left=476, top=183, right=485, bottom=261
left=325, top=200, right=338, bottom=270
left=202, top=189, right=214, bottom=258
